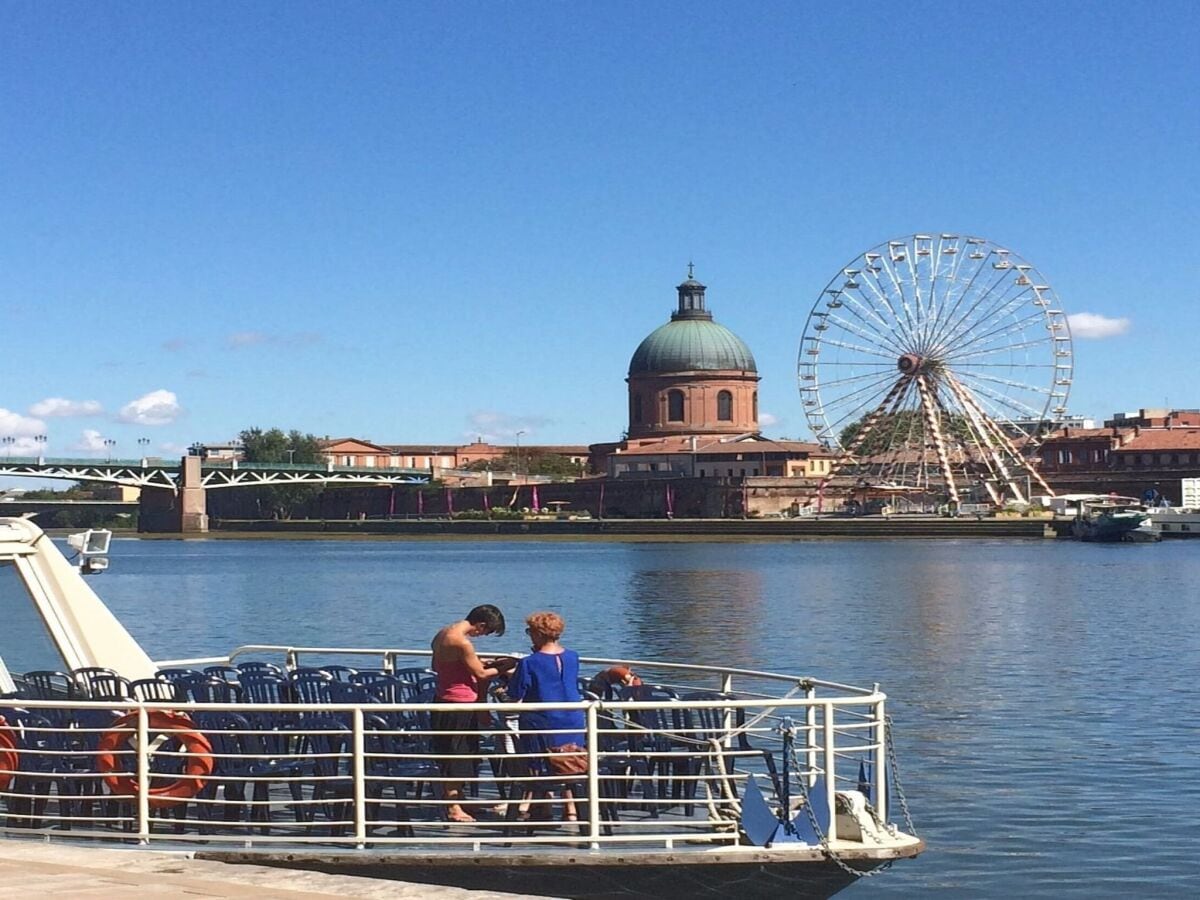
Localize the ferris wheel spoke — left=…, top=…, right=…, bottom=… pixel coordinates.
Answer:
left=875, top=251, right=921, bottom=341
left=860, top=255, right=920, bottom=347
left=932, top=286, right=1039, bottom=357
left=953, top=372, right=1050, bottom=420
left=956, top=370, right=1054, bottom=397
left=929, top=273, right=1034, bottom=355
left=922, top=248, right=995, bottom=352
left=936, top=319, right=1051, bottom=364
left=811, top=336, right=898, bottom=361
left=942, top=337, right=1057, bottom=364
left=938, top=309, right=1049, bottom=362
left=809, top=379, right=907, bottom=426
left=838, top=288, right=915, bottom=351
left=810, top=368, right=903, bottom=393
left=817, top=374, right=913, bottom=438
left=924, top=264, right=1022, bottom=353
left=823, top=311, right=909, bottom=358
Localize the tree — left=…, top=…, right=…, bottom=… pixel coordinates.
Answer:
left=239, top=428, right=323, bottom=465
left=465, top=451, right=583, bottom=480
left=237, top=427, right=324, bottom=518
left=839, top=410, right=972, bottom=456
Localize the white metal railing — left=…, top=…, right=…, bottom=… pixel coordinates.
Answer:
left=0, top=670, right=893, bottom=851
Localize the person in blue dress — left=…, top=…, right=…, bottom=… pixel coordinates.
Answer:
left=507, top=611, right=585, bottom=822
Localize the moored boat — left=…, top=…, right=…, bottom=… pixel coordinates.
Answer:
left=1070, top=496, right=1160, bottom=543
left=0, top=517, right=921, bottom=898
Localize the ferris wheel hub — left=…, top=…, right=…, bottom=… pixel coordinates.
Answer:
left=897, top=353, right=924, bottom=374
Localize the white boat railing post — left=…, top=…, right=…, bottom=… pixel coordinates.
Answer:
left=136, top=705, right=150, bottom=843
left=285, top=648, right=298, bottom=670
left=823, top=701, right=838, bottom=842
left=586, top=702, right=600, bottom=849
left=805, top=682, right=818, bottom=787
left=353, top=707, right=367, bottom=847
left=720, top=670, right=734, bottom=749
left=874, top=693, right=888, bottom=823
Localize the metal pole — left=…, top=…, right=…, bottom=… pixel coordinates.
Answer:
left=805, top=683, right=818, bottom=787
left=823, top=701, right=838, bottom=841
left=136, top=706, right=150, bottom=843
left=586, top=703, right=601, bottom=849
left=353, top=707, right=367, bottom=846
left=874, top=696, right=888, bottom=823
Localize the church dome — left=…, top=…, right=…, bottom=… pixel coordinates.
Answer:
left=628, top=274, right=757, bottom=375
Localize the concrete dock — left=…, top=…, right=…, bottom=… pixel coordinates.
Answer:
left=0, top=840, right=539, bottom=899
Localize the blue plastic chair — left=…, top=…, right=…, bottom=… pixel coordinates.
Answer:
left=236, top=661, right=284, bottom=678
left=203, top=665, right=241, bottom=684
left=319, top=665, right=358, bottom=683
left=179, top=676, right=244, bottom=704
left=288, top=670, right=335, bottom=705
left=130, top=678, right=179, bottom=703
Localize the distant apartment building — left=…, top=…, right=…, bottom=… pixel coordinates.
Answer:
left=317, top=438, right=588, bottom=472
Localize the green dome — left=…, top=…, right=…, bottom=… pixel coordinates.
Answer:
left=629, top=272, right=757, bottom=375
left=629, top=318, right=757, bottom=375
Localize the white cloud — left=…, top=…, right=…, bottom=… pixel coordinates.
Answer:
left=162, top=337, right=191, bottom=352
left=759, top=412, right=780, bottom=428
left=227, top=331, right=268, bottom=348
left=464, top=411, right=553, bottom=443
left=0, top=409, right=49, bottom=453
left=29, top=397, right=103, bottom=418
left=70, top=429, right=109, bottom=452
left=227, top=331, right=321, bottom=349
left=1067, top=312, right=1130, bottom=340
left=118, top=389, right=183, bottom=425
left=0, top=408, right=46, bottom=439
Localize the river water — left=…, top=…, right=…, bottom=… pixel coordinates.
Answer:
left=92, top=536, right=1200, bottom=896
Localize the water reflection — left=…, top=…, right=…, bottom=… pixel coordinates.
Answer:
left=624, top=568, right=761, bottom=667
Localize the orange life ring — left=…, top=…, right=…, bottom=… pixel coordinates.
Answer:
left=0, top=716, right=17, bottom=793
left=96, top=710, right=213, bottom=807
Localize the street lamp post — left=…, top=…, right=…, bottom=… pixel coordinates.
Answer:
left=515, top=430, right=525, bottom=480
left=1, top=436, right=14, bottom=457
left=287, top=447, right=296, bottom=464
left=137, top=437, right=150, bottom=466
left=34, top=434, right=47, bottom=464
left=103, top=438, right=117, bottom=462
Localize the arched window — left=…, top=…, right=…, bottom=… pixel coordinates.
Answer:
left=632, top=393, right=643, bottom=424
left=753, top=391, right=759, bottom=421
left=667, top=390, right=685, bottom=422
left=717, top=390, right=733, bottom=421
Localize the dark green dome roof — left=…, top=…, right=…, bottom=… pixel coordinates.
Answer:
left=629, top=319, right=757, bottom=375
left=628, top=272, right=757, bottom=375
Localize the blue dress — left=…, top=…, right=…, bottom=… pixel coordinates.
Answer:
left=508, top=649, right=586, bottom=752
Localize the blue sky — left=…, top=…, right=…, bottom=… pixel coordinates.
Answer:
left=1, top=0, right=1197, bottom=464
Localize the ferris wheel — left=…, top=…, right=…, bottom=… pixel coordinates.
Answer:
left=799, top=234, right=1072, bottom=505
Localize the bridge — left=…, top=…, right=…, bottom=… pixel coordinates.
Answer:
left=0, top=457, right=434, bottom=490
left=0, top=456, right=437, bottom=534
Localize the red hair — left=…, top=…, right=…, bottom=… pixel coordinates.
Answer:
left=525, top=611, right=565, bottom=642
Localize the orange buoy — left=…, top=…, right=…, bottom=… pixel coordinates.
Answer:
left=0, top=716, right=18, bottom=793
left=96, top=710, right=213, bottom=807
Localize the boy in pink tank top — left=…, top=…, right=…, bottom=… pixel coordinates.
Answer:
left=430, top=604, right=512, bottom=822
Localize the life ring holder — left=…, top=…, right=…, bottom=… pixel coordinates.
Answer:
left=0, top=716, right=18, bottom=793
left=96, top=710, right=214, bottom=807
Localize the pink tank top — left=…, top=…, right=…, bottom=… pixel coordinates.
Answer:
left=434, top=658, right=478, bottom=702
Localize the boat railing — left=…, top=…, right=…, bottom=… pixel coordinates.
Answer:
left=157, top=645, right=882, bottom=699
left=0, top=688, right=893, bottom=851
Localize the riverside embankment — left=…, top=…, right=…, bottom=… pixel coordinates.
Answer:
left=209, top=515, right=1057, bottom=539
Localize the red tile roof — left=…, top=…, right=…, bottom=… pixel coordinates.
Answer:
left=1115, top=429, right=1200, bottom=451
